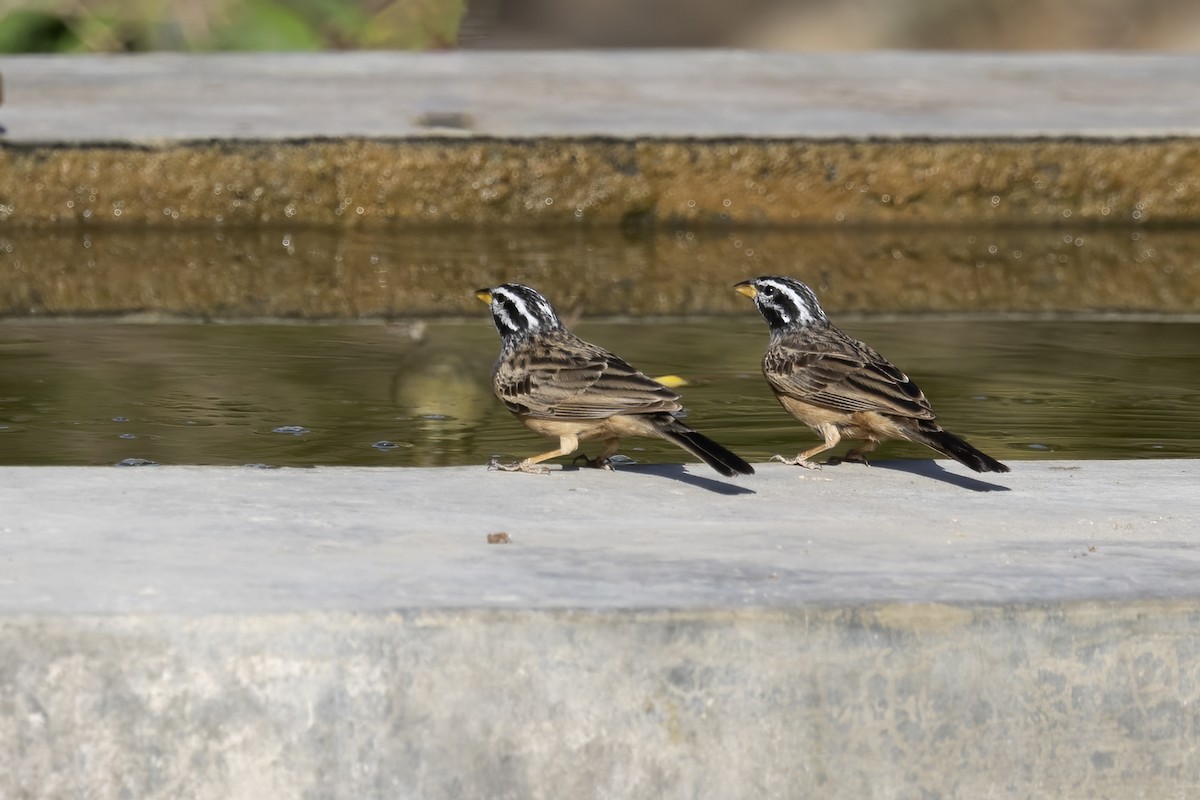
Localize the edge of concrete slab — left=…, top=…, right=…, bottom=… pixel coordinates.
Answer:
left=3, top=461, right=1197, bottom=797
left=3, top=460, right=1196, bottom=614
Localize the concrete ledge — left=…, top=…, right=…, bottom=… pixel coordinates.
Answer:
left=3, top=461, right=1198, bottom=612
left=4, top=52, right=1200, bottom=141
left=2, top=52, right=1200, bottom=226
left=2, top=462, right=1198, bottom=797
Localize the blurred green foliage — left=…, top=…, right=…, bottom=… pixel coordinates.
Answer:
left=0, top=0, right=466, bottom=52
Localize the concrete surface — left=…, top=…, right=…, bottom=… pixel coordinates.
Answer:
left=2, top=461, right=1198, bottom=613
left=2, top=52, right=1200, bottom=225
left=3, top=51, right=1200, bottom=141
left=2, top=461, right=1199, bottom=798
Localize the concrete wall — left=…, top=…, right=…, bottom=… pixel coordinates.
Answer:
left=5, top=602, right=1197, bottom=799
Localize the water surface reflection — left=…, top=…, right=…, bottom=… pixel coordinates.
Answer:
left=1, top=318, right=1195, bottom=467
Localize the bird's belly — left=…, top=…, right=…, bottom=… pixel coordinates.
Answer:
left=777, top=395, right=912, bottom=442
left=840, top=412, right=912, bottom=441
left=518, top=415, right=638, bottom=441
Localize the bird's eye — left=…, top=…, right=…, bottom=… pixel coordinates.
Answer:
left=761, top=286, right=775, bottom=297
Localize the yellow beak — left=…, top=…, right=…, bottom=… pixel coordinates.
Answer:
left=734, top=282, right=757, bottom=299
left=475, top=289, right=493, bottom=304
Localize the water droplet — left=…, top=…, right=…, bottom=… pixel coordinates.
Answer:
left=273, top=425, right=310, bottom=435
left=372, top=440, right=400, bottom=450
left=243, top=463, right=280, bottom=469
left=112, top=417, right=129, bottom=423
left=119, top=433, right=137, bottom=440
left=116, top=457, right=158, bottom=467
left=421, top=414, right=450, bottom=421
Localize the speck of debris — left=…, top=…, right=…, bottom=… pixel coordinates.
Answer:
left=487, top=532, right=511, bottom=545
left=414, top=111, right=476, bottom=130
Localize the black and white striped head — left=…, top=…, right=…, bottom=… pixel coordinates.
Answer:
left=734, top=276, right=829, bottom=331
left=475, top=283, right=564, bottom=344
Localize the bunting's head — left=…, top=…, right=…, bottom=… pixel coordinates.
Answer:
left=734, top=276, right=829, bottom=331
left=475, top=283, right=565, bottom=344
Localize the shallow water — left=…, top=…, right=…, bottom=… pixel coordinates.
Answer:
left=1, top=317, right=1196, bottom=467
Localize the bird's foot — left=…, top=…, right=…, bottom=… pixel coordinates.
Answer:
left=840, top=451, right=871, bottom=466
left=572, top=453, right=614, bottom=470
left=487, top=456, right=550, bottom=475
left=770, top=454, right=822, bottom=470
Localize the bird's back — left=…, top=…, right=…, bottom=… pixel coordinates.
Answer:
left=764, top=324, right=936, bottom=421
left=494, top=329, right=681, bottom=420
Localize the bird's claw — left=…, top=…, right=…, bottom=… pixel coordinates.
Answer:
left=487, top=456, right=550, bottom=475
left=572, top=453, right=615, bottom=470
left=770, top=454, right=822, bottom=470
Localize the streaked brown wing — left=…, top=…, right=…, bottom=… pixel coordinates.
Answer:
left=763, top=330, right=935, bottom=420
left=495, top=334, right=681, bottom=419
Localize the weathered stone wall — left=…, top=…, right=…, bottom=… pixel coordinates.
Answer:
left=2, top=139, right=1199, bottom=227
left=4, top=602, right=1198, bottom=800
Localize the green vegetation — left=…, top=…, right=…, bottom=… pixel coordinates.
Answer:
left=0, top=0, right=466, bottom=52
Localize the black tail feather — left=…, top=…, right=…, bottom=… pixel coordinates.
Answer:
left=662, top=425, right=755, bottom=478
left=917, top=428, right=1010, bottom=473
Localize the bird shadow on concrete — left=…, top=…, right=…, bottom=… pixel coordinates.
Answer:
left=563, top=462, right=756, bottom=496
left=865, top=458, right=1012, bottom=493
left=635, top=464, right=758, bottom=496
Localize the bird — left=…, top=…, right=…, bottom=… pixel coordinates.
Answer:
left=734, top=276, right=1009, bottom=473
left=475, top=283, right=754, bottom=477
